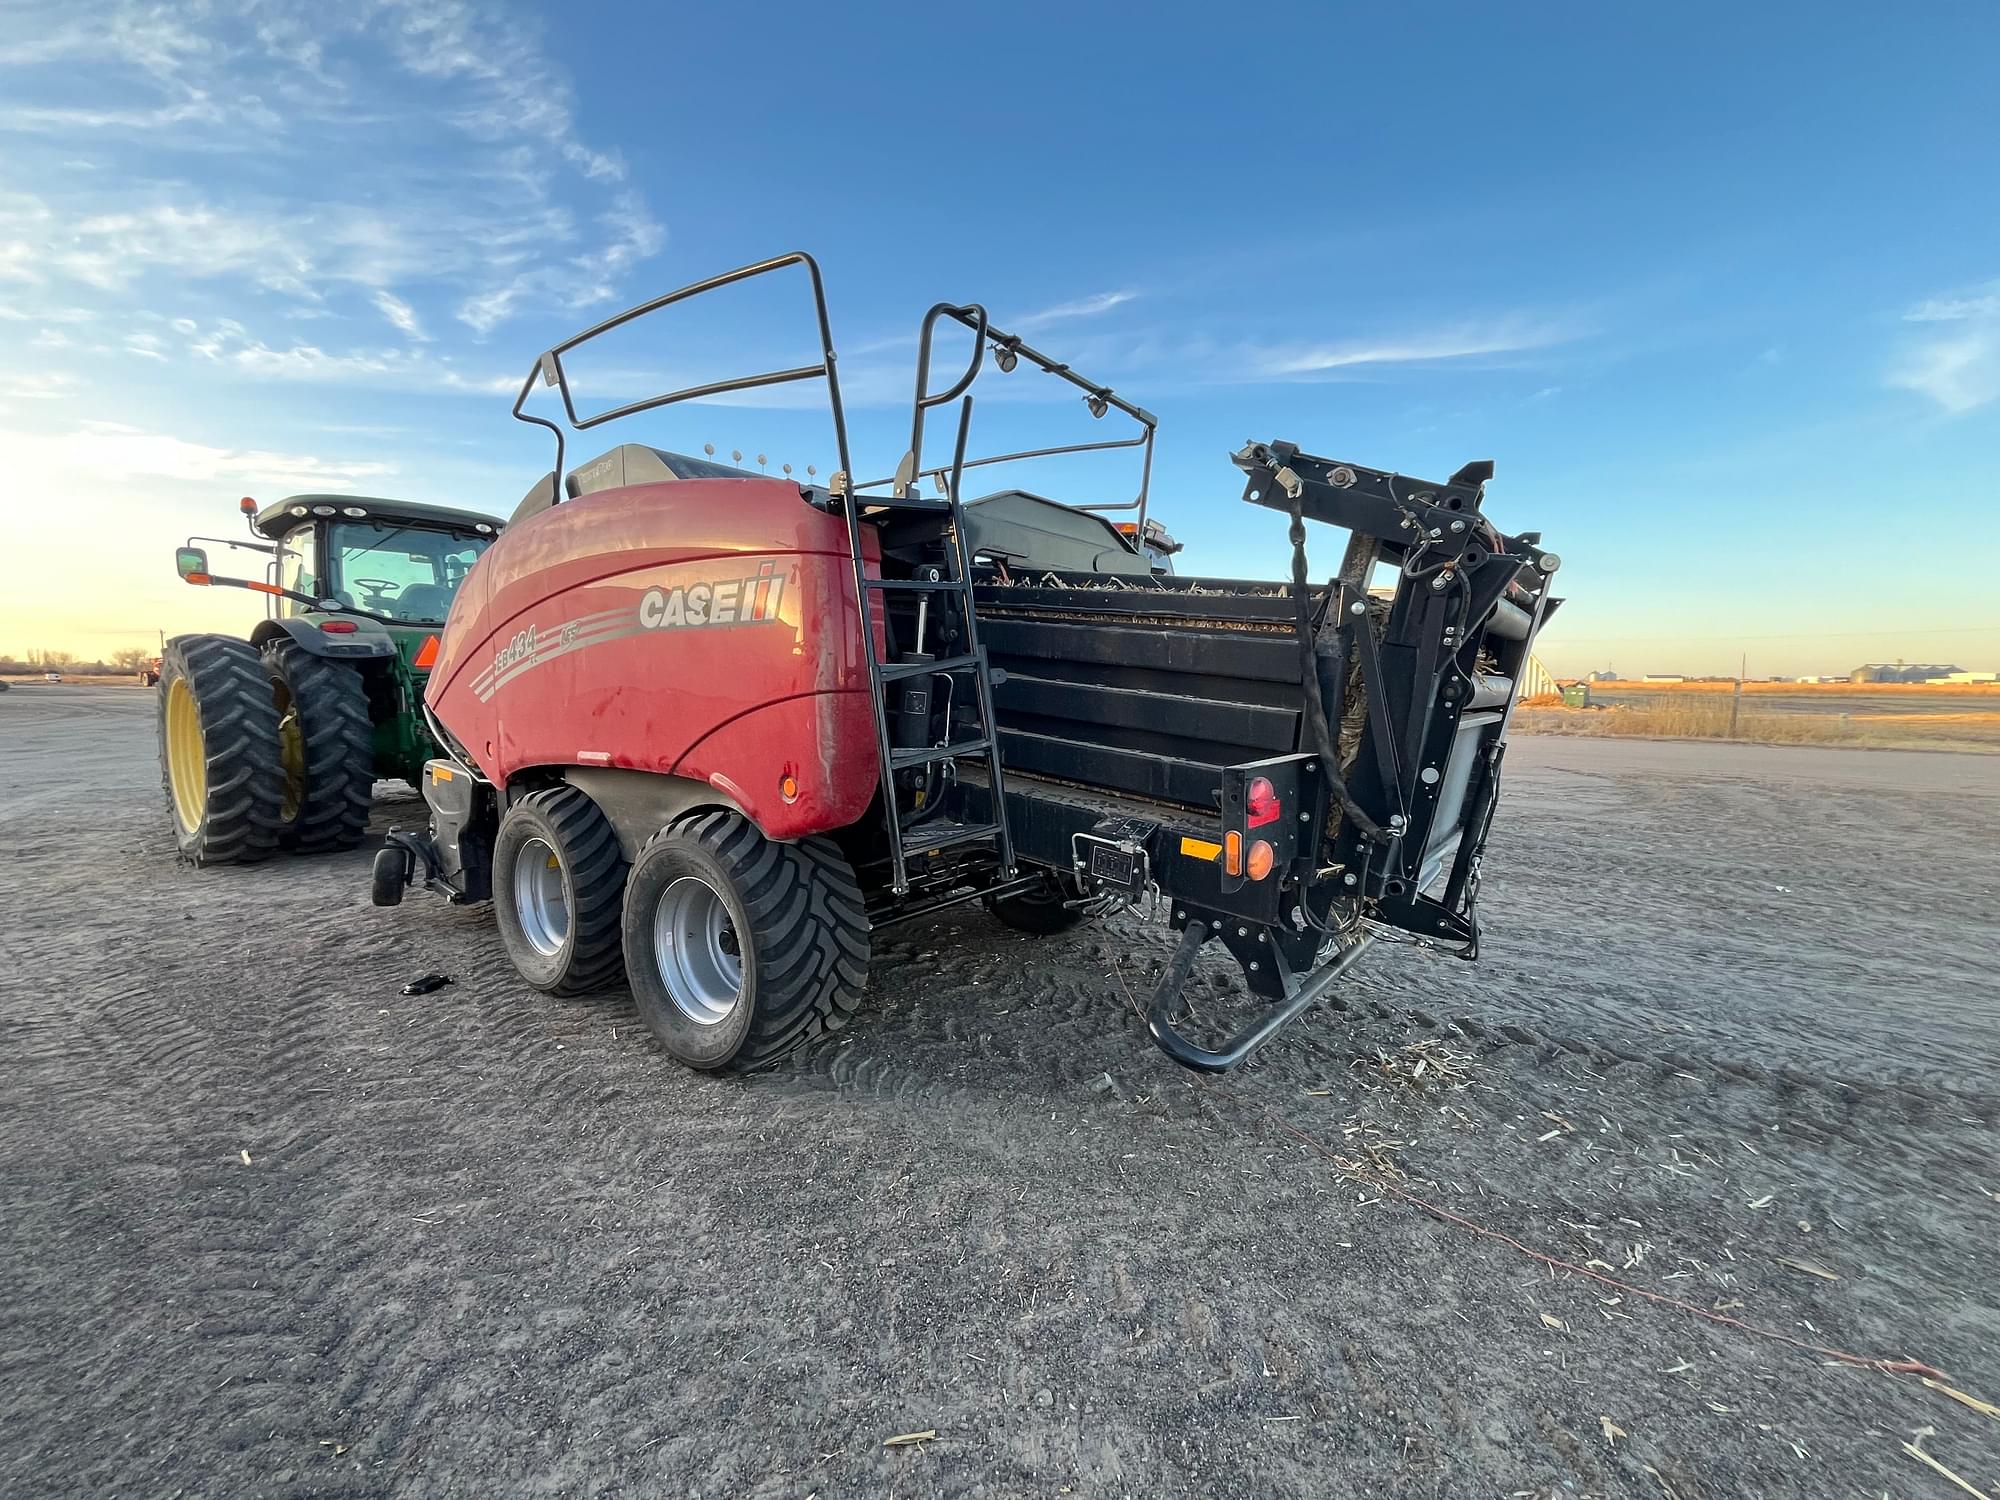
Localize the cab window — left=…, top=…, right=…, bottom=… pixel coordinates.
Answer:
left=277, top=528, right=319, bottom=617
left=326, top=522, right=490, bottom=623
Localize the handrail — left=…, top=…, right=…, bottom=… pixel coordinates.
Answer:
left=855, top=302, right=1158, bottom=530
left=510, top=251, right=854, bottom=504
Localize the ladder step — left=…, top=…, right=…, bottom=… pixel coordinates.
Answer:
left=900, top=820, right=1001, bottom=856
left=879, top=652, right=982, bottom=681
left=890, top=736, right=991, bottom=770
left=865, top=576, right=967, bottom=592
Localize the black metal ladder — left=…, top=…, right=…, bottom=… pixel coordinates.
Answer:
left=838, top=474, right=1015, bottom=895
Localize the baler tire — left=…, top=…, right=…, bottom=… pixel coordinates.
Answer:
left=261, top=638, right=375, bottom=854
left=493, top=787, right=628, bottom=995
left=622, top=812, right=870, bottom=1071
left=156, top=634, right=286, bottom=866
left=985, top=874, right=1083, bottom=936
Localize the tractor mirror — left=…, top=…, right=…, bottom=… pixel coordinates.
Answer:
left=176, top=547, right=210, bottom=582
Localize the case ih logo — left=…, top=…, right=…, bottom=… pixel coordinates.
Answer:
left=470, top=559, right=790, bottom=702
left=638, top=561, right=784, bottom=631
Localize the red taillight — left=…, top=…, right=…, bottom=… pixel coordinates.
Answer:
left=318, top=620, right=358, bottom=634
left=1246, top=775, right=1281, bottom=828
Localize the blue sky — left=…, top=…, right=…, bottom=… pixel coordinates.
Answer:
left=2, top=1, right=1996, bottom=675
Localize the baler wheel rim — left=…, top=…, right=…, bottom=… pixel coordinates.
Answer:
left=651, top=875, right=742, bottom=1025
left=512, top=835, right=572, bottom=957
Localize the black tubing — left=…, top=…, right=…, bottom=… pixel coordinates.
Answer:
left=1288, top=496, right=1384, bottom=841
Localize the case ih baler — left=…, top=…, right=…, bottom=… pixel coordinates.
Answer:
left=372, top=253, right=1561, bottom=1074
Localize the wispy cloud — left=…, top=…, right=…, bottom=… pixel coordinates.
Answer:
left=456, top=192, right=665, bottom=335
left=5, top=418, right=395, bottom=491
left=1904, top=284, right=2000, bottom=324
left=1015, top=290, right=1139, bottom=330
left=1252, top=316, right=1580, bottom=378
left=0, top=2, right=662, bottom=336
left=0, top=372, right=79, bottom=400
left=1888, top=332, right=1998, bottom=414
left=1892, top=283, right=2000, bottom=414
left=179, top=319, right=515, bottom=395
left=372, top=290, right=428, bottom=341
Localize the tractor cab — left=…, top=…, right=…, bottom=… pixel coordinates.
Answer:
left=245, top=496, right=501, bottom=626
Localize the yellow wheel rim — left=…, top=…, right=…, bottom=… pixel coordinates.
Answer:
left=164, top=675, right=207, bottom=833
left=273, top=679, right=304, bottom=824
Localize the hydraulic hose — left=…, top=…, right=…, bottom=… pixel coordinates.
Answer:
left=1288, top=497, right=1385, bottom=842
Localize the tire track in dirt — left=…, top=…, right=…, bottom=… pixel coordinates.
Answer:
left=7, top=698, right=1997, bottom=1498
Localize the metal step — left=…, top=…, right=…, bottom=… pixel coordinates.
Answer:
left=879, top=652, right=981, bottom=681
left=858, top=493, right=954, bottom=513
left=864, top=576, right=967, bottom=592
left=899, top=820, right=1001, bottom=856
left=889, top=735, right=991, bottom=770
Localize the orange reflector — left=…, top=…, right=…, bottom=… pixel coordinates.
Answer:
left=248, top=581, right=281, bottom=596
left=431, top=765, right=454, bottom=782
left=780, top=773, right=800, bottom=803
left=184, top=572, right=211, bottom=586
left=1223, top=830, right=1243, bottom=876
left=1247, top=839, right=1276, bottom=881
left=413, top=634, right=440, bottom=669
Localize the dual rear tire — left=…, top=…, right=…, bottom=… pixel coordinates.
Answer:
left=492, top=794, right=869, bottom=1071
left=157, top=632, right=375, bottom=863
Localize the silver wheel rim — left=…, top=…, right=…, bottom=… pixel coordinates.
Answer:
left=513, top=835, right=570, bottom=957
left=652, top=875, right=742, bottom=1025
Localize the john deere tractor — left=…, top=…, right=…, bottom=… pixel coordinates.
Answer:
left=158, top=494, right=503, bottom=864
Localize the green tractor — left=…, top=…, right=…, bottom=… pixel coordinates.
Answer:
left=159, top=494, right=503, bottom=864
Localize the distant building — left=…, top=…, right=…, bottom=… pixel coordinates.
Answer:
left=1943, top=670, right=1999, bottom=683
left=1642, top=674, right=1686, bottom=683
left=1850, top=662, right=1965, bottom=684
left=1588, top=669, right=1619, bottom=682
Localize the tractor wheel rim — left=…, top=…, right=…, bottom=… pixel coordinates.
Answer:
left=512, top=836, right=570, bottom=957
left=652, top=876, right=742, bottom=1025
left=272, top=679, right=304, bottom=824
left=164, top=676, right=206, bottom=833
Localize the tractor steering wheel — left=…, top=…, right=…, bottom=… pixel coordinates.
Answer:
left=352, top=577, right=400, bottom=599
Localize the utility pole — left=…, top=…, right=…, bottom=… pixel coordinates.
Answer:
left=1729, top=650, right=1745, bottom=738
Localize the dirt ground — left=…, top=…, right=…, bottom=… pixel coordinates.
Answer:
left=3, top=683, right=1996, bottom=1498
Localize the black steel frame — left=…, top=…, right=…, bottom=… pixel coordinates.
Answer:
left=509, top=251, right=856, bottom=505
left=958, top=440, right=1559, bottom=1073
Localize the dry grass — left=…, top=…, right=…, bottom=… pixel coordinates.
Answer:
left=1516, top=696, right=2000, bottom=752
left=1588, top=678, right=2000, bottom=699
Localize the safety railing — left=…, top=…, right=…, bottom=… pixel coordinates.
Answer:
left=510, top=251, right=855, bottom=503
left=855, top=302, right=1156, bottom=529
